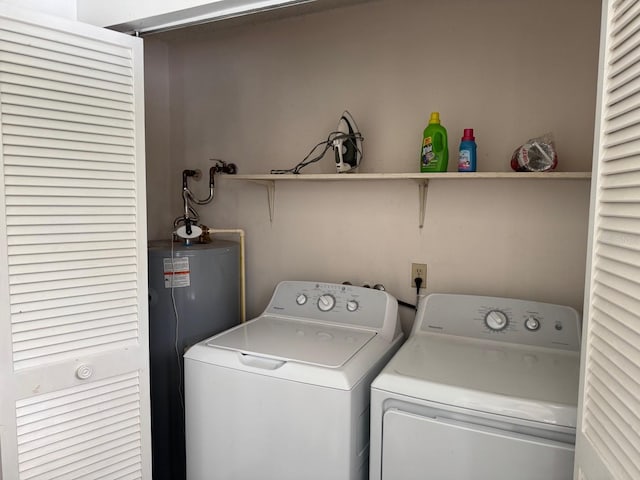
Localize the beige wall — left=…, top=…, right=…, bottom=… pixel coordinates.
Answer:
left=144, top=39, right=173, bottom=242
left=144, top=0, right=600, bottom=331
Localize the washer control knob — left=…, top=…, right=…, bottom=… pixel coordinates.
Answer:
left=317, top=294, right=336, bottom=312
left=485, top=310, right=509, bottom=331
left=346, top=300, right=359, bottom=312
left=296, top=294, right=307, bottom=306
left=524, top=316, right=541, bottom=331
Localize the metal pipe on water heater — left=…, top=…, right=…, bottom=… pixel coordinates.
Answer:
left=202, top=227, right=246, bottom=323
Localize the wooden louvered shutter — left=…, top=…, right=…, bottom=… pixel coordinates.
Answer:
left=0, top=5, right=151, bottom=479
left=575, top=0, right=640, bottom=479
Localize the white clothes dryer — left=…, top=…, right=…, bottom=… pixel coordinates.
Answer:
left=184, top=281, right=404, bottom=480
left=370, top=294, right=581, bottom=480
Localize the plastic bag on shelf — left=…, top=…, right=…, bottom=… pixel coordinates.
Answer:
left=510, top=133, right=558, bottom=172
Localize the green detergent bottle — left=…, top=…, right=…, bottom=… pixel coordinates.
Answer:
left=420, top=112, right=448, bottom=172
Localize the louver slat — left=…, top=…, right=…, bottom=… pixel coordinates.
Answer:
left=7, top=217, right=136, bottom=229
left=9, top=255, right=136, bottom=274
left=590, top=307, right=640, bottom=378
left=596, top=243, right=640, bottom=271
left=584, top=402, right=638, bottom=480
left=0, top=50, right=132, bottom=88
left=11, top=297, right=138, bottom=326
left=2, top=104, right=132, bottom=129
left=595, top=256, right=640, bottom=287
left=11, top=282, right=134, bottom=316
left=1, top=94, right=134, bottom=121
left=1, top=83, right=132, bottom=112
left=12, top=314, right=138, bottom=342
left=11, top=306, right=138, bottom=333
left=5, top=176, right=135, bottom=190
left=601, top=197, right=640, bottom=220
left=8, top=248, right=137, bottom=266
left=0, top=17, right=132, bottom=60
left=12, top=307, right=138, bottom=333
left=5, top=166, right=135, bottom=181
left=8, top=240, right=137, bottom=256
left=0, top=61, right=132, bottom=95
left=607, top=71, right=640, bottom=108
left=3, top=142, right=133, bottom=161
left=7, top=231, right=136, bottom=245
left=0, top=39, right=131, bottom=77
left=9, top=264, right=137, bottom=286
left=6, top=196, right=135, bottom=207
left=600, top=170, right=640, bottom=189
left=600, top=136, right=640, bottom=161
left=19, top=423, right=140, bottom=462
left=3, top=115, right=133, bottom=138
left=582, top=1, right=640, bottom=475
left=597, top=214, right=640, bottom=234
left=0, top=71, right=133, bottom=103
left=610, top=1, right=640, bottom=58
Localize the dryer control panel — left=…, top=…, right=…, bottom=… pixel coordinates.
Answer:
left=415, top=294, right=581, bottom=351
left=263, top=281, right=400, bottom=342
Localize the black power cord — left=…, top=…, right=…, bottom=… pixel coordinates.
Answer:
left=341, top=280, right=420, bottom=311
left=270, top=130, right=363, bottom=174
left=414, top=277, right=423, bottom=310
left=398, top=299, right=416, bottom=311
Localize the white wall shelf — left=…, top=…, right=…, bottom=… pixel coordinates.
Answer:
left=225, top=172, right=592, bottom=228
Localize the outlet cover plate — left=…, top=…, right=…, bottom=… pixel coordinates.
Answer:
left=411, top=263, right=427, bottom=288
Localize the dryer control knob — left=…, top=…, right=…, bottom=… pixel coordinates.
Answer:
left=317, top=294, right=336, bottom=312
left=485, top=310, right=509, bottom=331
left=296, top=294, right=307, bottom=305
left=524, top=316, right=541, bottom=331
left=346, top=300, right=359, bottom=312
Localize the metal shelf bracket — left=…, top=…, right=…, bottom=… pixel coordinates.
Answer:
left=417, top=180, right=429, bottom=228
left=251, top=180, right=275, bottom=223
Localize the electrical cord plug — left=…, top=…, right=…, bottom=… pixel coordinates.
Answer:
left=414, top=277, right=423, bottom=296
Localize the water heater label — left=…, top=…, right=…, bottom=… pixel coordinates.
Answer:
left=163, top=257, right=191, bottom=288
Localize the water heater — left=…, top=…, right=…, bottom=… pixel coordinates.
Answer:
left=147, top=239, right=240, bottom=480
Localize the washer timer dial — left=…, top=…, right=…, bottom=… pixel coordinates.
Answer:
left=317, top=294, right=336, bottom=312
left=485, top=310, right=509, bottom=331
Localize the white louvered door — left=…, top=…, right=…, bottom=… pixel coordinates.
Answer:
left=0, top=5, right=151, bottom=479
left=575, top=0, right=640, bottom=479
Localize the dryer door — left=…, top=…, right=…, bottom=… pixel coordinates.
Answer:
left=381, top=409, right=575, bottom=480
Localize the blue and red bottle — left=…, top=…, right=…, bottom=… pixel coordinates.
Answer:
left=458, top=129, right=477, bottom=172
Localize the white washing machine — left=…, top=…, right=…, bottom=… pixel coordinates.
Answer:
left=184, top=281, right=404, bottom=480
left=370, top=294, right=581, bottom=480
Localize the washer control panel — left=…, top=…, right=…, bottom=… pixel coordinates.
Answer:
left=417, top=294, right=581, bottom=351
left=263, top=281, right=399, bottom=340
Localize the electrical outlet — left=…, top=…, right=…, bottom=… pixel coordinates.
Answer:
left=411, top=263, right=427, bottom=288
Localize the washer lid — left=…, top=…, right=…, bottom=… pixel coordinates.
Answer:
left=206, top=315, right=376, bottom=368
left=372, top=334, right=580, bottom=428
